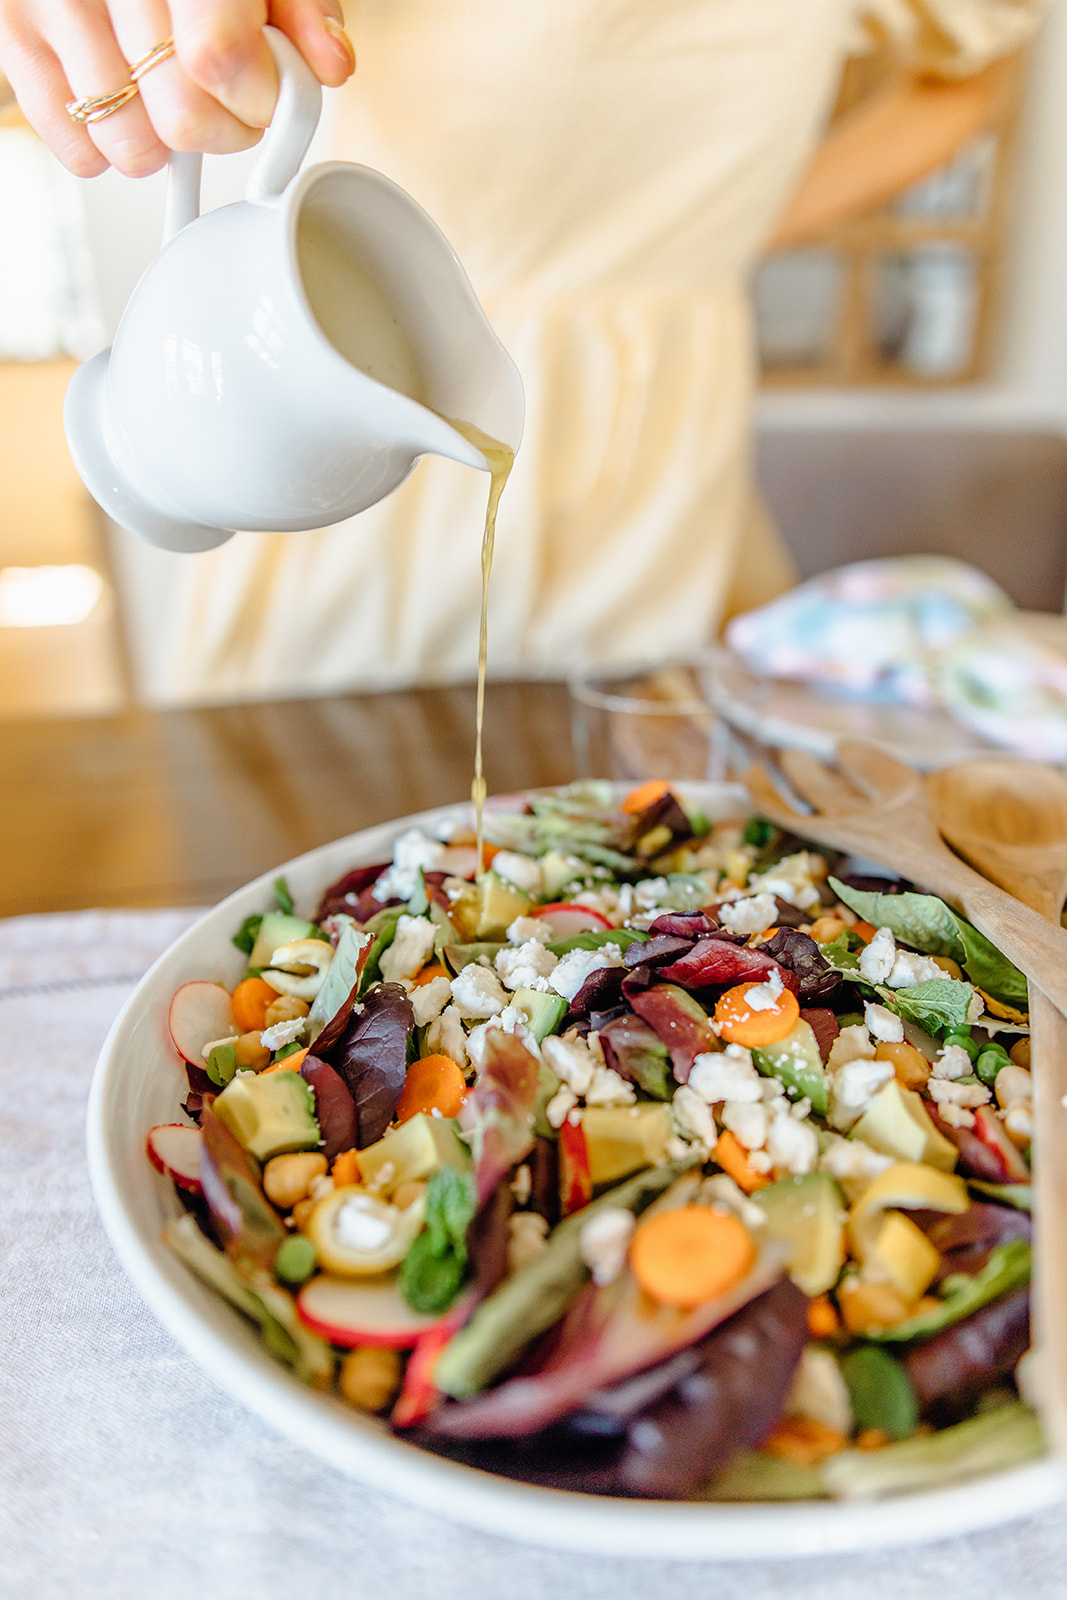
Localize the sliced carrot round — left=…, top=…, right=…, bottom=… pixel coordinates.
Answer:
left=620, top=779, right=674, bottom=815
left=630, top=1205, right=756, bottom=1307
left=395, top=1054, right=467, bottom=1124
left=713, top=980, right=799, bottom=1048
left=412, top=963, right=449, bottom=989
left=231, top=976, right=279, bottom=1033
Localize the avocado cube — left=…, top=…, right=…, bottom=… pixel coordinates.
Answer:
left=248, top=911, right=321, bottom=970
left=356, top=1112, right=470, bottom=1196
left=752, top=1170, right=847, bottom=1296
left=475, top=872, right=533, bottom=939
left=213, top=1070, right=320, bottom=1162
left=752, top=1019, right=828, bottom=1115
left=582, top=1103, right=674, bottom=1187
left=510, top=987, right=567, bottom=1042
left=850, top=1081, right=958, bottom=1172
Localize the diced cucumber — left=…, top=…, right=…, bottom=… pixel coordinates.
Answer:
left=248, top=911, right=321, bottom=971
left=510, top=987, right=567, bottom=1042
left=751, top=1170, right=846, bottom=1296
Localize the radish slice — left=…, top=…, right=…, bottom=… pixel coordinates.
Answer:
left=146, top=1123, right=203, bottom=1194
left=297, top=1273, right=445, bottom=1348
left=530, top=902, right=613, bottom=939
left=168, top=981, right=236, bottom=1066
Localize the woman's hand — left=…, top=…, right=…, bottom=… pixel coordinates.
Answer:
left=0, top=0, right=355, bottom=179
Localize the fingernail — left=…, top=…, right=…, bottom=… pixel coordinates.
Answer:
left=323, top=17, right=356, bottom=75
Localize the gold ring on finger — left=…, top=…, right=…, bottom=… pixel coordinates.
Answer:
left=129, top=37, right=176, bottom=82
left=66, top=82, right=140, bottom=124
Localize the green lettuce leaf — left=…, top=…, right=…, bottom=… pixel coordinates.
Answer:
left=820, top=1402, right=1042, bottom=1500
left=869, top=1240, right=1031, bottom=1343
left=830, top=879, right=1028, bottom=1007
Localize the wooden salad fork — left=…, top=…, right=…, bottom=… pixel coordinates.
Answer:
left=926, top=757, right=1067, bottom=1463
left=745, top=737, right=1067, bottom=1021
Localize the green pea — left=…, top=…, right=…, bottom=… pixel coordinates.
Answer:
left=975, top=1048, right=1009, bottom=1088
left=274, top=1234, right=316, bottom=1287
left=942, top=1031, right=979, bottom=1060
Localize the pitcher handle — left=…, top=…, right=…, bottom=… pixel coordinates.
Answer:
left=162, top=26, right=322, bottom=242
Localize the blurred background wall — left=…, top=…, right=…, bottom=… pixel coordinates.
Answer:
left=1, top=10, right=1066, bottom=717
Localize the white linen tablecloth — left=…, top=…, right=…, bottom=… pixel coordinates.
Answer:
left=2, top=907, right=1065, bottom=1600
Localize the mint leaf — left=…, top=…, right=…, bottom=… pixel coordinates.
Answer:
left=399, top=1166, right=478, bottom=1315
left=273, top=876, right=295, bottom=916
left=232, top=914, right=263, bottom=956
left=840, top=1346, right=918, bottom=1441
left=876, top=978, right=975, bottom=1035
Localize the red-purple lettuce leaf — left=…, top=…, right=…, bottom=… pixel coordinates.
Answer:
left=306, top=924, right=374, bottom=1054
left=905, top=1289, right=1031, bottom=1419
left=800, top=1006, right=840, bottom=1064
left=622, top=933, right=695, bottom=970
left=622, top=979, right=718, bottom=1083
left=333, top=983, right=415, bottom=1148
left=646, top=910, right=718, bottom=940
left=315, top=862, right=393, bottom=923
left=656, top=938, right=799, bottom=995
left=300, top=1055, right=359, bottom=1161
left=598, top=1013, right=673, bottom=1099
left=459, top=1030, right=541, bottom=1206
left=760, top=927, right=842, bottom=1003
left=198, top=1106, right=286, bottom=1269
left=426, top=1241, right=784, bottom=1439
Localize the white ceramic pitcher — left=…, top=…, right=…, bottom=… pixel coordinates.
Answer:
left=64, top=28, right=525, bottom=553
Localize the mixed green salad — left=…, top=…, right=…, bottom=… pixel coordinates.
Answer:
left=148, top=781, right=1042, bottom=1501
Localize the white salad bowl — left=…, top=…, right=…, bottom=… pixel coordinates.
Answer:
left=87, top=787, right=1064, bottom=1561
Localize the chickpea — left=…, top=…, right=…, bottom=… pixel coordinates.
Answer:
left=338, top=1346, right=402, bottom=1414
left=874, top=1039, right=931, bottom=1091
left=264, top=994, right=310, bottom=1028
left=263, top=1151, right=328, bottom=1210
left=234, top=1031, right=271, bottom=1072
left=291, top=1197, right=317, bottom=1233
left=391, top=1180, right=426, bottom=1210
left=1010, top=1038, right=1032, bottom=1069
left=808, top=916, right=846, bottom=945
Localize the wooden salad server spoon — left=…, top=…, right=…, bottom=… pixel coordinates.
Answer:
left=746, top=737, right=1067, bottom=1019
left=926, top=756, right=1067, bottom=1463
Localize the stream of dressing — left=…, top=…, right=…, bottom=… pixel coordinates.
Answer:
left=297, top=225, right=515, bottom=858
left=445, top=419, right=515, bottom=864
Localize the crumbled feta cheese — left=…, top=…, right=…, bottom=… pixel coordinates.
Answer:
left=542, top=1033, right=598, bottom=1096
left=491, top=850, right=544, bottom=894
left=966, top=990, right=986, bottom=1023
left=410, top=974, right=453, bottom=1028
left=749, top=853, right=823, bottom=911
left=506, top=915, right=545, bottom=945
left=936, top=1103, right=976, bottom=1129
left=742, top=968, right=785, bottom=1012
left=465, top=1005, right=540, bottom=1070
left=689, top=1044, right=763, bottom=1104
left=450, top=963, right=510, bottom=1019
left=507, top=1211, right=550, bottom=1275
left=827, top=1024, right=877, bottom=1069
left=994, top=1064, right=1032, bottom=1109
left=766, top=1107, right=819, bottom=1176
left=718, top=892, right=779, bottom=938
left=786, top=1347, right=853, bottom=1435
left=818, top=1133, right=893, bottom=1197
left=495, top=938, right=559, bottom=992
left=927, top=1077, right=991, bottom=1110
left=721, top=1099, right=769, bottom=1152
left=579, top=1206, right=635, bottom=1286
left=307, top=1173, right=334, bottom=1203
left=864, top=1002, right=904, bottom=1044
left=572, top=887, right=623, bottom=922
left=545, top=1083, right=579, bottom=1129
left=827, top=1055, right=895, bottom=1131
left=859, top=927, right=897, bottom=985
left=931, top=1044, right=973, bottom=1081
left=584, top=1064, right=636, bottom=1107
left=424, top=1003, right=468, bottom=1068
left=548, top=943, right=625, bottom=1002
left=379, top=914, right=437, bottom=986
left=259, top=1017, right=307, bottom=1051
left=701, top=1175, right=767, bottom=1230
left=886, top=949, right=946, bottom=989
left=633, top=877, right=672, bottom=910
left=672, top=1084, right=717, bottom=1151
left=373, top=829, right=448, bottom=901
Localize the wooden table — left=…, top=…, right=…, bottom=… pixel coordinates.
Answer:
left=1, top=680, right=576, bottom=918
